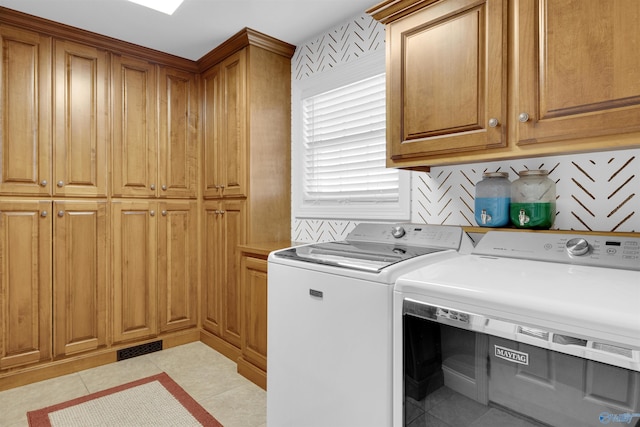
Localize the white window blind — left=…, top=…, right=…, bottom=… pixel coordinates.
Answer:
left=303, top=73, right=399, bottom=204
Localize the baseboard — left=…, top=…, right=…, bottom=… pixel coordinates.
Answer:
left=0, top=329, right=200, bottom=392
left=199, top=330, right=241, bottom=363
left=237, top=356, right=266, bottom=390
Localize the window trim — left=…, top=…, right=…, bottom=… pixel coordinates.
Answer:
left=292, top=50, right=411, bottom=221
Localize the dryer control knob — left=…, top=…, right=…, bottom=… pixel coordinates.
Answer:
left=566, top=238, right=590, bottom=256
left=391, top=226, right=406, bottom=238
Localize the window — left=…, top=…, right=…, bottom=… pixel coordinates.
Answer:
left=293, top=52, right=410, bottom=220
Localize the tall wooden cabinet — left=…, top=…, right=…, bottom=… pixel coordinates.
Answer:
left=1, top=9, right=291, bottom=391
left=369, top=0, right=640, bottom=169
left=199, top=29, right=294, bottom=361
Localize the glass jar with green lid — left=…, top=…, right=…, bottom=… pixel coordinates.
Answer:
left=510, top=170, right=556, bottom=229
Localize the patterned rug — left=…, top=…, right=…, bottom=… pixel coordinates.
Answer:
left=27, top=372, right=223, bottom=427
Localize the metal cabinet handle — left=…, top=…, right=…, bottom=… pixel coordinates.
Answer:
left=40, top=180, right=48, bottom=187
left=150, top=184, right=156, bottom=191
left=58, top=210, right=64, bottom=217
left=150, top=210, right=155, bottom=216
left=57, top=180, right=64, bottom=187
left=518, top=112, right=530, bottom=123
left=488, top=118, right=499, bottom=128
left=162, top=210, right=167, bottom=216
left=161, top=185, right=167, bottom=191
left=41, top=211, right=48, bottom=217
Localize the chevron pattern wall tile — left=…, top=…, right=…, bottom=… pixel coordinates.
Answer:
left=292, top=219, right=359, bottom=243
left=292, top=14, right=384, bottom=81
left=413, top=149, right=639, bottom=232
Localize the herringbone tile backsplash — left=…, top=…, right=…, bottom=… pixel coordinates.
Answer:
left=292, top=14, right=639, bottom=242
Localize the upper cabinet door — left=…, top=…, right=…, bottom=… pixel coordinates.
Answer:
left=53, top=40, right=108, bottom=197
left=201, top=51, right=247, bottom=199
left=0, top=25, right=51, bottom=196
left=386, top=0, right=507, bottom=164
left=158, top=67, right=198, bottom=199
left=201, top=64, right=223, bottom=199
left=218, top=50, right=247, bottom=198
left=516, top=0, right=640, bottom=144
left=112, top=55, right=158, bottom=197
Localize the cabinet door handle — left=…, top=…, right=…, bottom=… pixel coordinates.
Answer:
left=161, top=184, right=167, bottom=191
left=57, top=210, right=64, bottom=217
left=150, top=184, right=156, bottom=190
left=57, top=180, right=64, bottom=187
left=41, top=210, right=48, bottom=217
left=40, top=180, right=48, bottom=187
left=162, top=210, right=167, bottom=216
left=150, top=210, right=155, bottom=216
left=488, top=118, right=499, bottom=128
left=518, top=112, right=530, bottom=123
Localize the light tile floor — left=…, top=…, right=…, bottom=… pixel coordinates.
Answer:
left=0, top=342, right=266, bottom=427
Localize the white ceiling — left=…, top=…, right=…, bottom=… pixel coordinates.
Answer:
left=0, top=0, right=378, bottom=60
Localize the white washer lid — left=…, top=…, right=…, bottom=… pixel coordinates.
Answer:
left=395, top=254, right=640, bottom=349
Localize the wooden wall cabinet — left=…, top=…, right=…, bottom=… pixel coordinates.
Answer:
left=369, top=0, right=640, bottom=169
left=53, top=201, right=108, bottom=357
left=381, top=0, right=507, bottom=166
left=0, top=25, right=51, bottom=196
left=0, top=201, right=52, bottom=369
left=514, top=0, right=640, bottom=145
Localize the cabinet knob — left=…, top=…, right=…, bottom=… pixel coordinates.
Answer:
left=219, top=210, right=226, bottom=215
left=150, top=184, right=156, bottom=190
left=162, top=210, right=167, bottom=216
left=40, top=180, right=48, bottom=187
left=488, top=118, right=499, bottom=128
left=150, top=210, right=155, bottom=216
left=518, top=112, right=530, bottom=123
left=57, top=180, right=64, bottom=187
left=57, top=210, right=64, bottom=217
left=41, top=210, right=48, bottom=217
left=161, top=185, right=167, bottom=191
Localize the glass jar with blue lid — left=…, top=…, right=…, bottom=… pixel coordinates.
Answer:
left=474, top=172, right=511, bottom=227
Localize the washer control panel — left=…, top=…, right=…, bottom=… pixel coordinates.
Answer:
left=346, top=223, right=464, bottom=250
left=473, top=231, right=640, bottom=271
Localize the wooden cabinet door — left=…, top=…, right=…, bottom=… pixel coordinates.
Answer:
left=515, top=0, right=640, bottom=144
left=112, top=55, right=158, bottom=198
left=219, top=51, right=247, bottom=198
left=0, top=201, right=51, bottom=369
left=201, top=51, right=247, bottom=199
left=158, top=200, right=197, bottom=332
left=112, top=200, right=157, bottom=342
left=219, top=200, right=246, bottom=347
left=386, top=0, right=506, bottom=162
left=241, top=256, right=268, bottom=371
left=159, top=67, right=198, bottom=199
left=201, top=64, right=223, bottom=199
left=201, top=201, right=223, bottom=335
left=0, top=25, right=51, bottom=196
left=53, top=40, right=108, bottom=197
left=53, top=201, right=107, bottom=357
left=201, top=200, right=246, bottom=346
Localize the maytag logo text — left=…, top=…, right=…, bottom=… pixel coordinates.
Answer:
left=494, top=345, right=529, bottom=365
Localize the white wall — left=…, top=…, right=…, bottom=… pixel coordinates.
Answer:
left=291, top=14, right=640, bottom=242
